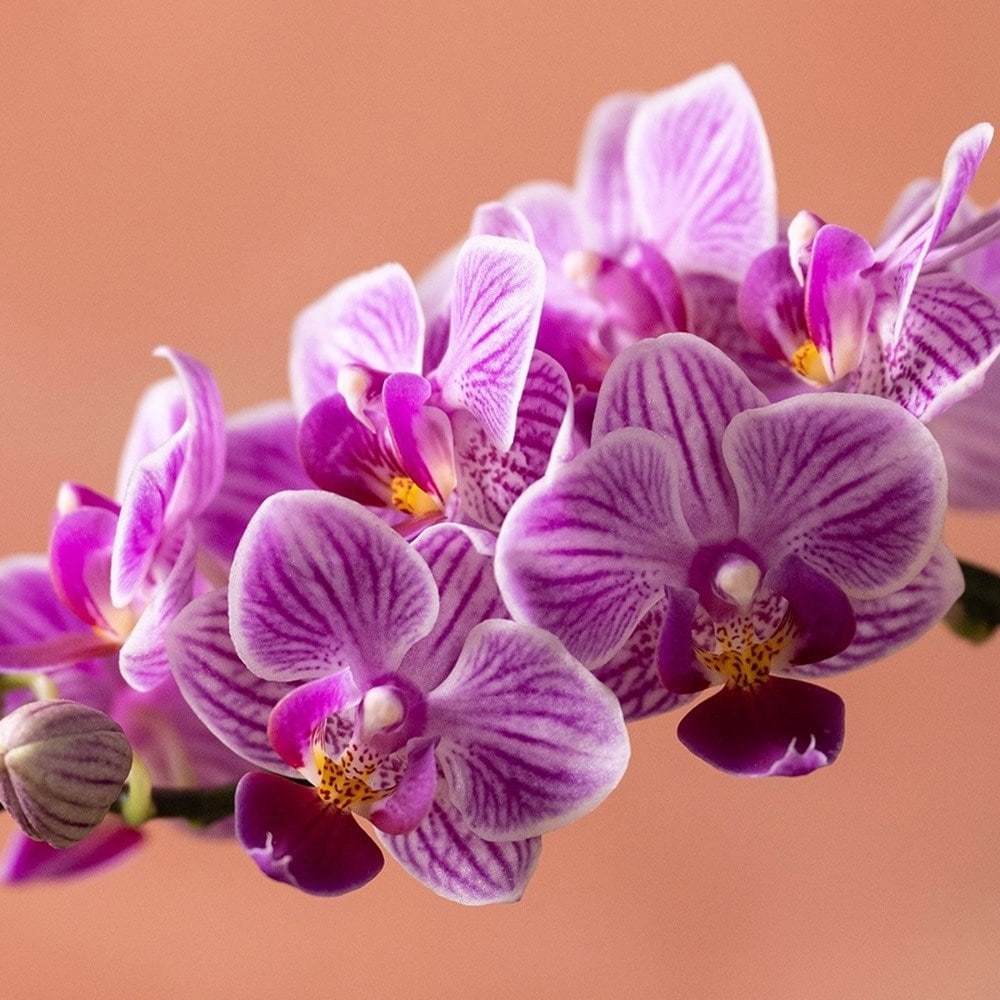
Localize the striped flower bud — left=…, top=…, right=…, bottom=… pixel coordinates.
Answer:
left=0, top=700, right=132, bottom=848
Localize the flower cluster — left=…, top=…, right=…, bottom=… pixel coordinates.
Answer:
left=1, top=64, right=997, bottom=903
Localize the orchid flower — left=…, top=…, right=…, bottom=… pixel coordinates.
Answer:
left=495, top=335, right=959, bottom=776
left=290, top=235, right=555, bottom=534
left=168, top=492, right=629, bottom=902
left=459, top=64, right=780, bottom=399
left=738, top=125, right=1000, bottom=421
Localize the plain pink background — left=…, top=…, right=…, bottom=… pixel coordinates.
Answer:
left=2, top=4, right=1000, bottom=998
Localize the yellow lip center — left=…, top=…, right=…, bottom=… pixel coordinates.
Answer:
left=389, top=476, right=441, bottom=517
left=693, top=611, right=797, bottom=690
left=789, top=340, right=831, bottom=385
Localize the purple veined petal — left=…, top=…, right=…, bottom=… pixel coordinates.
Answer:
left=471, top=202, right=534, bottom=243
left=804, top=225, right=876, bottom=382
left=594, top=334, right=767, bottom=539
left=194, top=401, right=314, bottom=570
left=595, top=594, right=698, bottom=720
left=625, top=64, right=777, bottom=281
left=298, top=394, right=402, bottom=507
left=505, top=182, right=584, bottom=270
left=930, top=360, right=1000, bottom=508
left=368, top=739, right=438, bottom=835
left=379, top=783, right=541, bottom=904
left=49, top=504, right=120, bottom=633
left=881, top=124, right=994, bottom=325
left=1, top=819, right=143, bottom=884
left=534, top=287, right=608, bottom=392
left=402, top=524, right=508, bottom=693
left=235, top=771, right=384, bottom=896
left=230, top=491, right=439, bottom=685
left=0, top=556, right=116, bottom=672
left=112, top=347, right=226, bottom=607
left=433, top=235, right=545, bottom=451
left=727, top=393, right=947, bottom=599
left=653, top=586, right=712, bottom=696
left=267, top=670, right=360, bottom=774
left=167, top=590, right=298, bottom=777
left=677, top=675, right=845, bottom=777
left=953, top=212, right=1000, bottom=301
left=429, top=619, right=629, bottom=840
left=496, top=427, right=697, bottom=667
left=115, top=377, right=187, bottom=502
left=118, top=527, right=197, bottom=691
left=763, top=554, right=855, bottom=665
left=575, top=92, right=644, bottom=255
left=56, top=482, right=121, bottom=518
left=881, top=273, right=1000, bottom=422
left=453, top=350, right=574, bottom=532
left=793, top=543, right=962, bottom=677
left=787, top=210, right=824, bottom=284
left=737, top=246, right=809, bottom=364
left=289, top=263, right=425, bottom=415
left=878, top=178, right=939, bottom=247
left=383, top=373, right=456, bottom=500
left=689, top=271, right=804, bottom=402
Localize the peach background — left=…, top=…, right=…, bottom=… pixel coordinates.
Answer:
left=2, top=4, right=1000, bottom=999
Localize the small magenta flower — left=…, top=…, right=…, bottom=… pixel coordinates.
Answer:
left=0, top=700, right=132, bottom=848
left=169, top=493, right=629, bottom=902
left=496, top=335, right=960, bottom=776
left=738, top=125, right=1000, bottom=420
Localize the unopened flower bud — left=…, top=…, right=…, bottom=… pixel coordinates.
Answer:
left=0, top=700, right=132, bottom=848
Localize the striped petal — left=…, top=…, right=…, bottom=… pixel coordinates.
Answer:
left=594, top=334, right=767, bottom=540
left=380, top=786, right=540, bottom=904
left=290, top=263, right=425, bottom=415
left=230, top=491, right=439, bottom=684
left=625, top=64, right=776, bottom=280
left=112, top=347, right=225, bottom=606
left=166, top=589, right=298, bottom=777
left=496, top=428, right=696, bottom=667
left=727, top=393, right=947, bottom=598
left=434, top=235, right=545, bottom=450
left=403, top=525, right=508, bottom=693
left=453, top=351, right=574, bottom=532
left=429, top=620, right=629, bottom=840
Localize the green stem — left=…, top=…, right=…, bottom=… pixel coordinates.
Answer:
left=113, top=783, right=238, bottom=827
left=947, top=559, right=1000, bottom=643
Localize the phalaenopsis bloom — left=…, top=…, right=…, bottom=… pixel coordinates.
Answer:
left=1, top=62, right=998, bottom=905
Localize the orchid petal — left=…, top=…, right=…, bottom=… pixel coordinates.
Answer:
left=368, top=739, right=438, bottom=835
left=115, top=377, right=186, bottom=502
left=290, top=263, right=425, bottom=415
left=453, top=351, right=574, bottom=531
left=677, top=676, right=845, bottom=777
left=267, top=670, right=360, bottom=774
left=49, top=504, right=119, bottom=633
left=505, top=182, right=583, bottom=269
left=595, top=595, right=698, bottom=720
left=931, top=361, right=1000, bottom=508
left=737, top=247, right=809, bottom=364
left=2, top=820, right=142, bottom=884
left=434, top=235, right=545, bottom=450
left=230, top=491, right=439, bottom=684
left=882, top=124, right=994, bottom=324
left=496, top=427, right=696, bottom=667
left=804, top=225, right=876, bottom=382
left=575, top=92, right=642, bottom=254
left=112, top=347, right=225, bottom=606
left=653, top=586, right=713, bottom=696
left=595, top=334, right=767, bottom=539
left=796, top=543, right=962, bottom=676
left=880, top=273, right=1000, bottom=421
left=380, top=786, right=540, bottom=904
left=625, top=64, right=777, bottom=280
left=727, top=393, right=947, bottom=598
left=235, top=772, right=383, bottom=896
left=166, top=589, right=298, bottom=777
left=0, top=556, right=115, bottom=672
left=471, top=202, right=534, bottom=243
left=195, top=402, right=313, bottom=569
left=429, top=620, right=628, bottom=840
left=403, top=525, right=507, bottom=692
